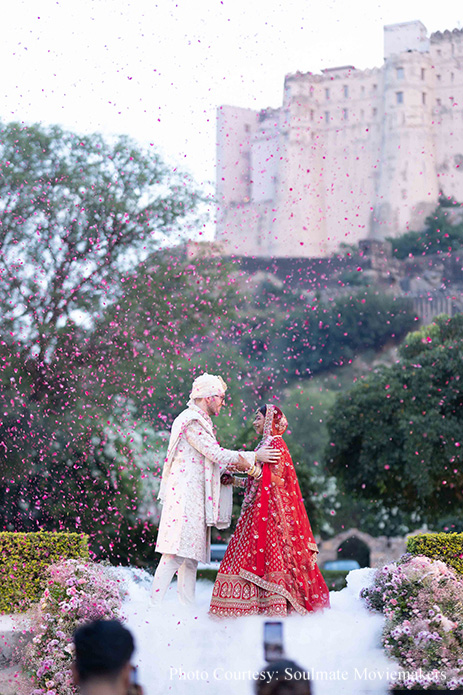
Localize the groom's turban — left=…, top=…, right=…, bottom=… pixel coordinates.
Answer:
left=189, top=373, right=227, bottom=401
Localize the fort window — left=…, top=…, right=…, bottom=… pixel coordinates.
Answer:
left=396, top=67, right=404, bottom=79
left=436, top=98, right=442, bottom=106
left=372, top=107, right=377, bottom=117
left=396, top=91, right=404, bottom=105
left=343, top=108, right=348, bottom=121
left=325, top=111, right=330, bottom=123
left=343, top=85, right=349, bottom=98
left=310, top=110, right=314, bottom=121
left=437, top=74, right=441, bottom=81
left=421, top=68, right=426, bottom=80
left=325, top=88, right=330, bottom=100
left=422, top=92, right=426, bottom=105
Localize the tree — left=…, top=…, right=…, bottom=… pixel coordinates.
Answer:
left=0, top=122, right=242, bottom=560
left=278, top=375, right=415, bottom=538
left=0, top=121, right=198, bottom=361
left=277, top=290, right=415, bottom=377
left=325, top=314, right=463, bottom=526
left=87, top=248, right=240, bottom=420
left=389, top=202, right=463, bottom=259
left=226, top=282, right=415, bottom=386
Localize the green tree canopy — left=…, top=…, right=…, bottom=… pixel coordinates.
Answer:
left=0, top=121, right=198, bottom=360
left=0, top=122, right=240, bottom=560
left=231, top=288, right=415, bottom=380
left=325, top=314, right=463, bottom=524
left=389, top=202, right=463, bottom=259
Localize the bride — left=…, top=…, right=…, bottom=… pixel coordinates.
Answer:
left=209, top=404, right=330, bottom=617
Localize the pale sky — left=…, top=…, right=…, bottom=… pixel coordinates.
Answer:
left=1, top=0, right=461, bottom=187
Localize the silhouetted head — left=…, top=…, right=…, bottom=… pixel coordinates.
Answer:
left=73, top=620, right=135, bottom=688
left=256, top=659, right=312, bottom=695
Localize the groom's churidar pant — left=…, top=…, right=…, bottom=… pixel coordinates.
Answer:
left=150, top=554, right=198, bottom=605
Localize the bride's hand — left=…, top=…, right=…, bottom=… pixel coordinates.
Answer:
left=221, top=473, right=234, bottom=486
left=256, top=446, right=281, bottom=464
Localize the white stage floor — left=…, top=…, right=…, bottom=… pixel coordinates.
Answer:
left=124, top=568, right=397, bottom=695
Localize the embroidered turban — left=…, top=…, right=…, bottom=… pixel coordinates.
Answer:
left=189, top=373, right=227, bottom=402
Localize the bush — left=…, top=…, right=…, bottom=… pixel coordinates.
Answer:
left=22, top=559, right=124, bottom=695
left=362, top=555, right=463, bottom=690
left=363, top=556, right=463, bottom=689
left=407, top=532, right=463, bottom=576
left=0, top=532, right=89, bottom=613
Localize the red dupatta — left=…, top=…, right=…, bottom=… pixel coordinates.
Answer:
left=241, top=404, right=328, bottom=614
left=254, top=405, right=288, bottom=576
left=256, top=405, right=288, bottom=577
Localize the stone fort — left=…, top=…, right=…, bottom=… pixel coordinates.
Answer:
left=215, top=21, right=463, bottom=258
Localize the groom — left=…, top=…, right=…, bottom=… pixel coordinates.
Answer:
left=150, top=372, right=280, bottom=605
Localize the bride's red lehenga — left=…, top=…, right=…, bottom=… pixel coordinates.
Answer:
left=209, top=405, right=330, bottom=617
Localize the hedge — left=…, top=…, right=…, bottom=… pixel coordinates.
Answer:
left=196, top=568, right=219, bottom=583
left=0, top=531, right=90, bottom=613
left=320, top=569, right=349, bottom=592
left=407, top=532, right=463, bottom=575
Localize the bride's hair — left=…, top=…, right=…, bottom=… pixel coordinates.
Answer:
left=259, top=405, right=284, bottom=422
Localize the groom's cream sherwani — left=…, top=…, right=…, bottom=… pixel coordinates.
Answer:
left=155, top=404, right=255, bottom=564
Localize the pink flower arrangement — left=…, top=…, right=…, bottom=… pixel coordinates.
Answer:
left=362, top=554, right=463, bottom=690
left=22, top=560, right=126, bottom=695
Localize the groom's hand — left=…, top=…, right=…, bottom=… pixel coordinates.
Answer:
left=256, top=446, right=281, bottom=464
left=235, top=454, right=252, bottom=472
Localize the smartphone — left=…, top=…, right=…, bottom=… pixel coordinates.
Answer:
left=263, top=621, right=285, bottom=662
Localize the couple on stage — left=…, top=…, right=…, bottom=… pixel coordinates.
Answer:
left=150, top=373, right=330, bottom=616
